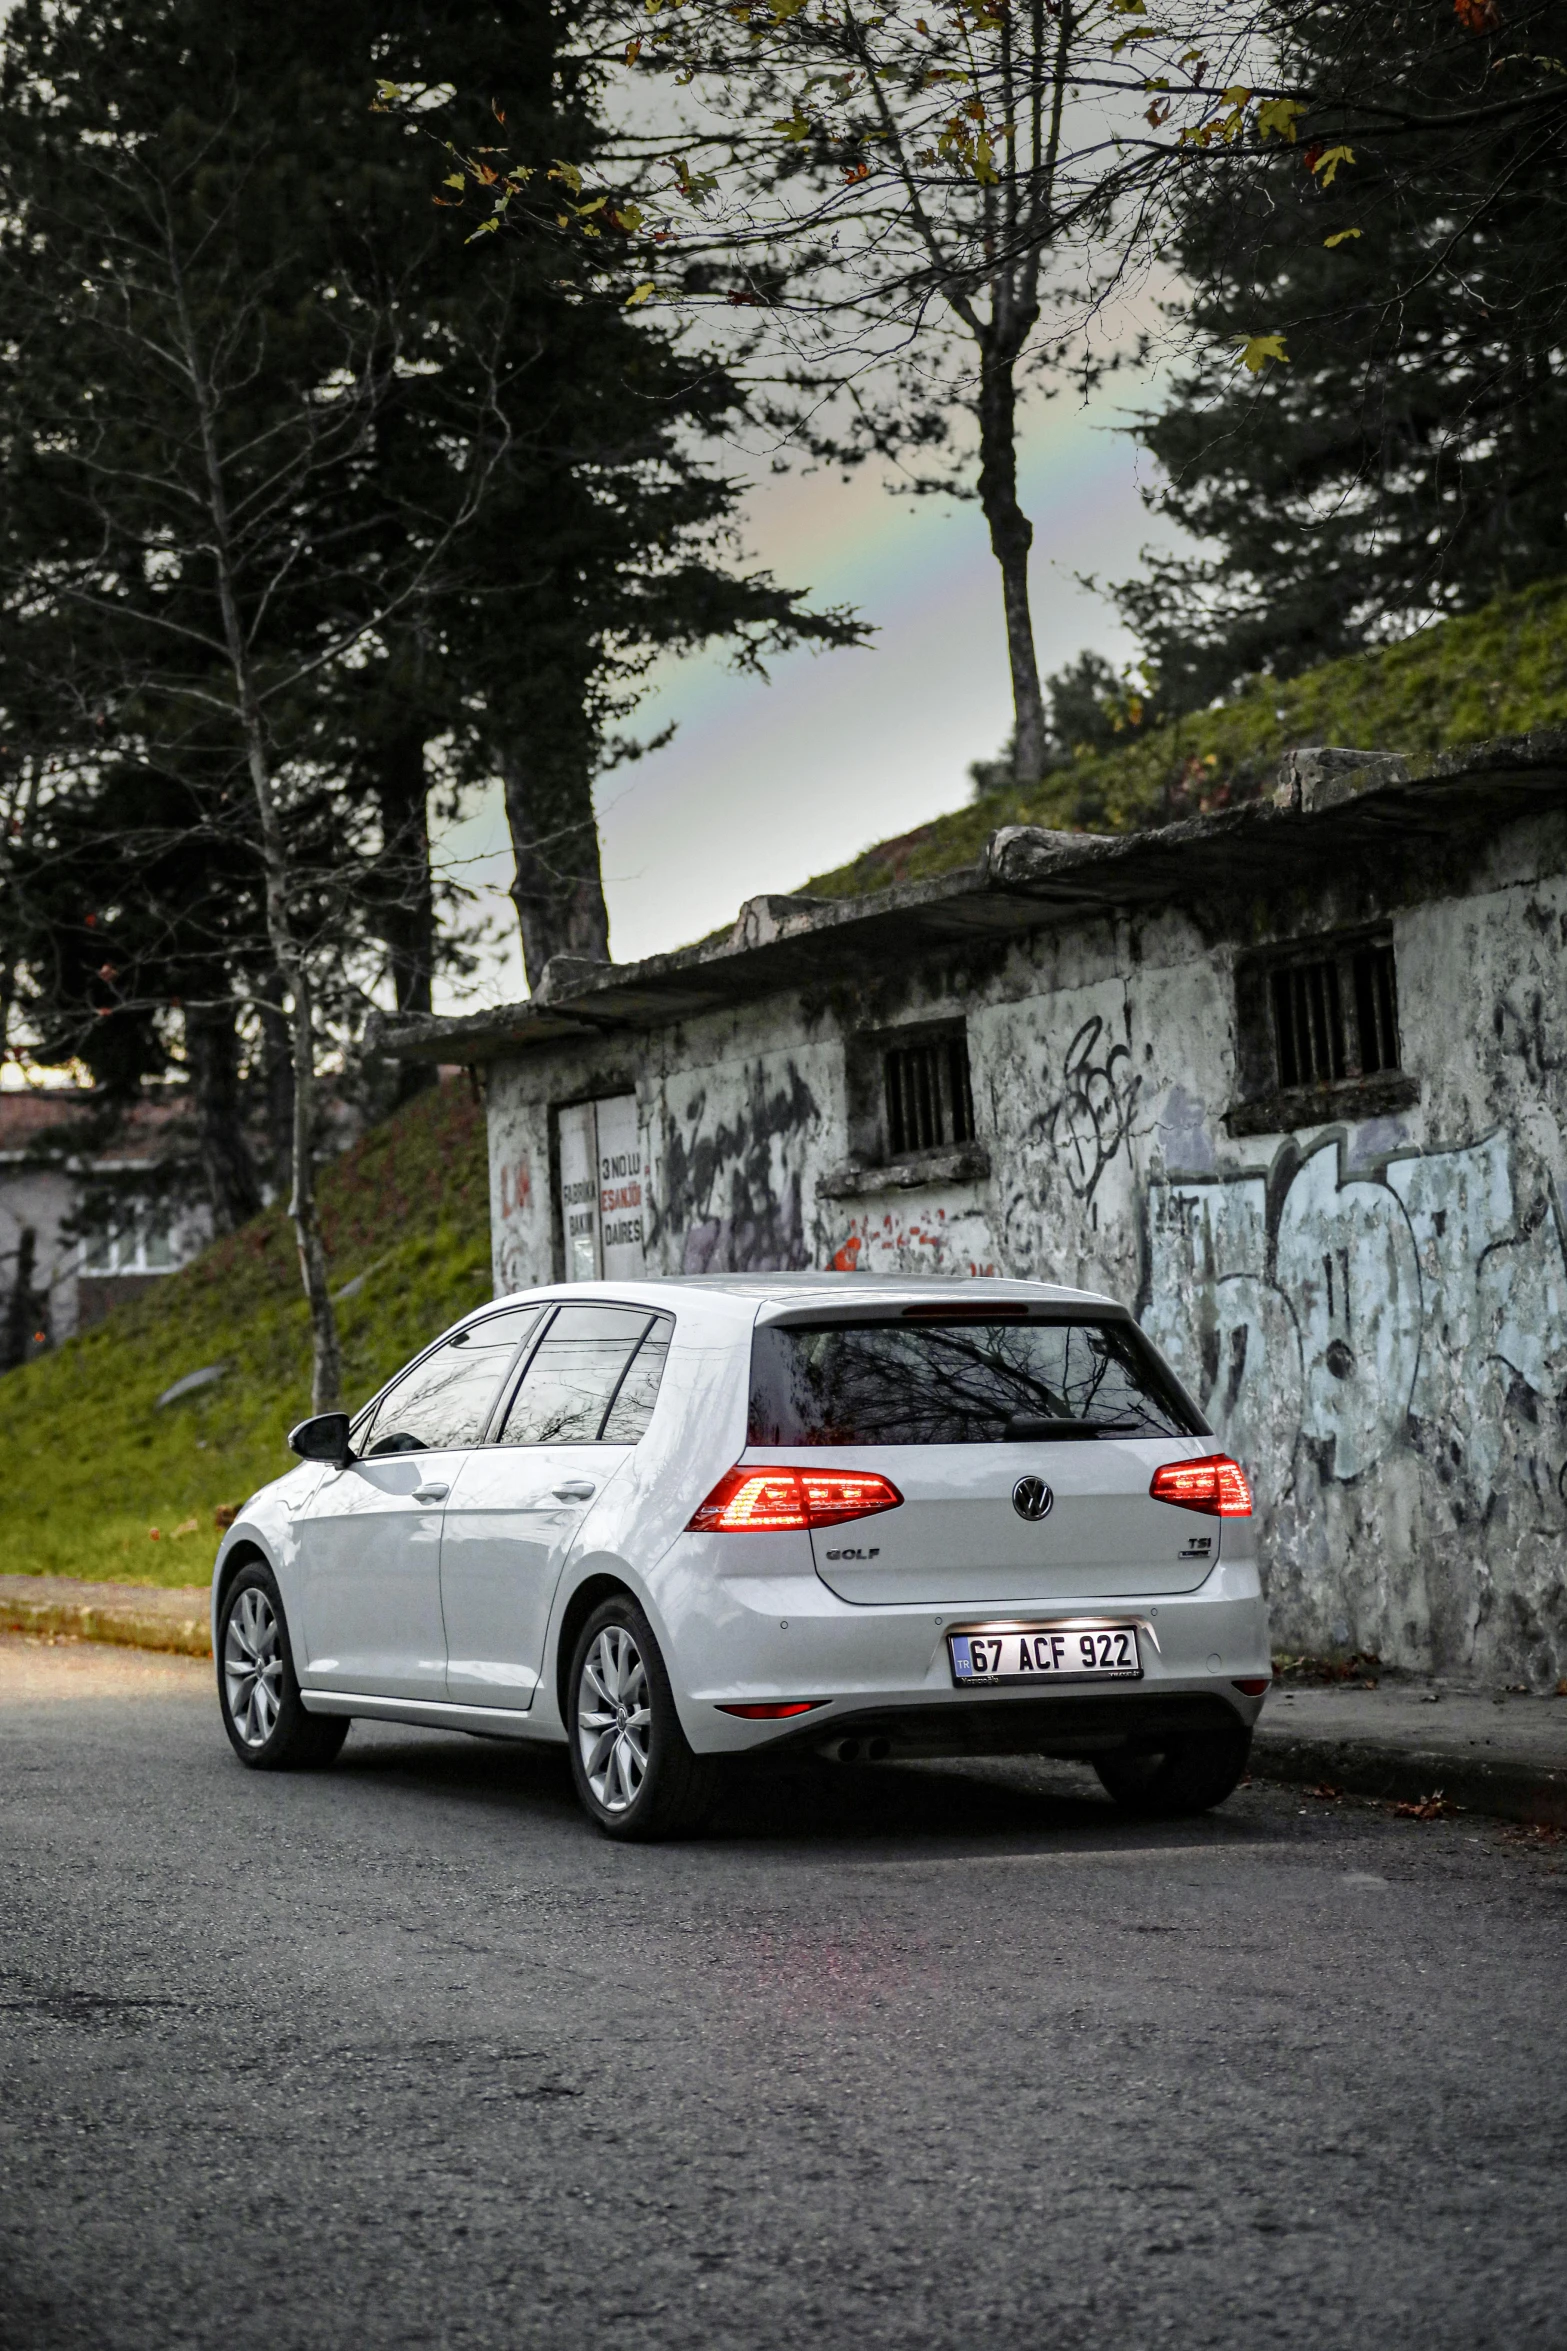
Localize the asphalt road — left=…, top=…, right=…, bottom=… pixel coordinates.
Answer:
left=2, top=1635, right=1565, bottom=2351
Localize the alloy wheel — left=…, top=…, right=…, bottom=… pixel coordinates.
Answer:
left=224, top=1585, right=285, bottom=1750
left=577, top=1625, right=652, bottom=1814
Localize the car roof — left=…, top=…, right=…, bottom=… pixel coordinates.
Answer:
left=480, top=1272, right=1119, bottom=1325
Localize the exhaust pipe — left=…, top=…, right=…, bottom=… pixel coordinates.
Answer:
left=828, top=1734, right=892, bottom=1765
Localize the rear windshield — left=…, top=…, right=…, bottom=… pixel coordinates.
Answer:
left=748, top=1316, right=1204, bottom=1446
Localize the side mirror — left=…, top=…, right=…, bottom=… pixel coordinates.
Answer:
left=288, top=1411, right=354, bottom=1469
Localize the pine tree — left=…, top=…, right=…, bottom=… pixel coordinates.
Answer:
left=1116, top=0, right=1567, bottom=706
left=363, top=1, right=865, bottom=989
left=0, top=0, right=862, bottom=1394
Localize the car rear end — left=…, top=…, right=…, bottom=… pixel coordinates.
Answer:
left=659, top=1286, right=1269, bottom=1787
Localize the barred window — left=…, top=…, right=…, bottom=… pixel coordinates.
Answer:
left=1268, top=935, right=1401, bottom=1092
left=1352, top=941, right=1401, bottom=1074
left=883, top=1031, right=976, bottom=1156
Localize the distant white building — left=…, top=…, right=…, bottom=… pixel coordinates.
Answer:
left=0, top=1088, right=210, bottom=1365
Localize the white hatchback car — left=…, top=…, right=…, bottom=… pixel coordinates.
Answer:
left=213, top=1275, right=1271, bottom=1838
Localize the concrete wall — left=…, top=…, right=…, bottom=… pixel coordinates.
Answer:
left=484, top=809, right=1567, bottom=1687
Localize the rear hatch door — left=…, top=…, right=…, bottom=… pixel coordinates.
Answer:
left=746, top=1306, right=1216, bottom=1608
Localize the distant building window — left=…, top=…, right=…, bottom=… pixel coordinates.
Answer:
left=883, top=1030, right=976, bottom=1157
left=78, top=1205, right=178, bottom=1276
left=1230, top=927, right=1411, bottom=1136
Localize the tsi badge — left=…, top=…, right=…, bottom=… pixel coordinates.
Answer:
left=1012, top=1475, right=1054, bottom=1523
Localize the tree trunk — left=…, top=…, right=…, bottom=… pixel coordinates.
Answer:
left=1, top=1224, right=38, bottom=1372
left=976, top=337, right=1047, bottom=784
left=185, top=993, right=264, bottom=1234
left=374, top=722, right=437, bottom=1103
left=499, top=734, right=612, bottom=993
left=171, top=245, right=343, bottom=1413
left=258, top=968, right=295, bottom=1200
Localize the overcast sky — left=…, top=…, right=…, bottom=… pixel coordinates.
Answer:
left=431, top=367, right=1186, bottom=1013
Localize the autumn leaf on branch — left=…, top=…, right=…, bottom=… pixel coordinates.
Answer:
left=1254, top=96, right=1305, bottom=141
left=1235, top=331, right=1288, bottom=372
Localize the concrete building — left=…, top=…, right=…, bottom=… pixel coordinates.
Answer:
left=381, top=739, right=1567, bottom=1688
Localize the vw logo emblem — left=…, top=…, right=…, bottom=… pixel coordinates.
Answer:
left=1012, top=1476, right=1054, bottom=1522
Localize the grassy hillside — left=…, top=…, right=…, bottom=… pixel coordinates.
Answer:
left=0, top=1075, right=492, bottom=1588
left=804, top=577, right=1567, bottom=899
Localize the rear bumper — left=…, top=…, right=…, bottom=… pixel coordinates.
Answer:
left=771, top=1687, right=1250, bottom=1762
left=655, top=1550, right=1270, bottom=1755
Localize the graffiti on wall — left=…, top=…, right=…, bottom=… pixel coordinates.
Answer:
left=654, top=1059, right=821, bottom=1275
left=496, top=1153, right=532, bottom=1223
left=829, top=1199, right=998, bottom=1278
left=1041, top=1015, right=1141, bottom=1206
left=1144, top=1131, right=1567, bottom=1522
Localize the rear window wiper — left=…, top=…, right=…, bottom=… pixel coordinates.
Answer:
left=1001, top=1415, right=1141, bottom=1442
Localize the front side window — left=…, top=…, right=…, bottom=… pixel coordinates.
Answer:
left=749, top=1316, right=1203, bottom=1446
left=359, top=1306, right=542, bottom=1456
left=497, top=1305, right=674, bottom=1446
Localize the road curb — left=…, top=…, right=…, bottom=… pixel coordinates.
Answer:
left=1250, top=1726, right=1567, bottom=1829
left=0, top=1593, right=211, bottom=1659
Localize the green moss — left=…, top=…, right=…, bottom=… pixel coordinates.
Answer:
left=0, top=1076, right=492, bottom=1587
left=802, top=577, right=1567, bottom=900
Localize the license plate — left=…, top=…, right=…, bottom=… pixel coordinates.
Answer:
left=948, top=1624, right=1141, bottom=1685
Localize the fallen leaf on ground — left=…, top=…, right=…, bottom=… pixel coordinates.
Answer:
left=170, top=1517, right=200, bottom=1539
left=1394, top=1790, right=1458, bottom=1821
left=1308, top=1784, right=1343, bottom=1801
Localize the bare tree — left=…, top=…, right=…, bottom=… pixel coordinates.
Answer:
left=0, top=23, right=507, bottom=1407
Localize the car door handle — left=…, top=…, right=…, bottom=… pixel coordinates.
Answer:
left=413, top=1482, right=450, bottom=1504
left=553, top=1479, right=597, bottom=1501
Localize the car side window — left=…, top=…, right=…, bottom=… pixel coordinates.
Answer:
left=600, top=1313, right=674, bottom=1443
left=359, top=1306, right=543, bottom=1457
left=496, top=1305, right=665, bottom=1446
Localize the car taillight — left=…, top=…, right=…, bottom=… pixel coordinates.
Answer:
left=1149, top=1454, right=1253, bottom=1516
left=688, top=1466, right=904, bottom=1533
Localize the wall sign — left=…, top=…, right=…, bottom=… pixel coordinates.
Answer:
left=555, top=1095, right=647, bottom=1281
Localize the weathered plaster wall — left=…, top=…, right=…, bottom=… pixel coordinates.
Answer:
left=484, top=809, right=1567, bottom=1685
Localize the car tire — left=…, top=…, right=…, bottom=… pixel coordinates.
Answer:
left=1093, top=1724, right=1251, bottom=1819
left=217, top=1560, right=349, bottom=1772
left=567, top=1596, right=717, bottom=1841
